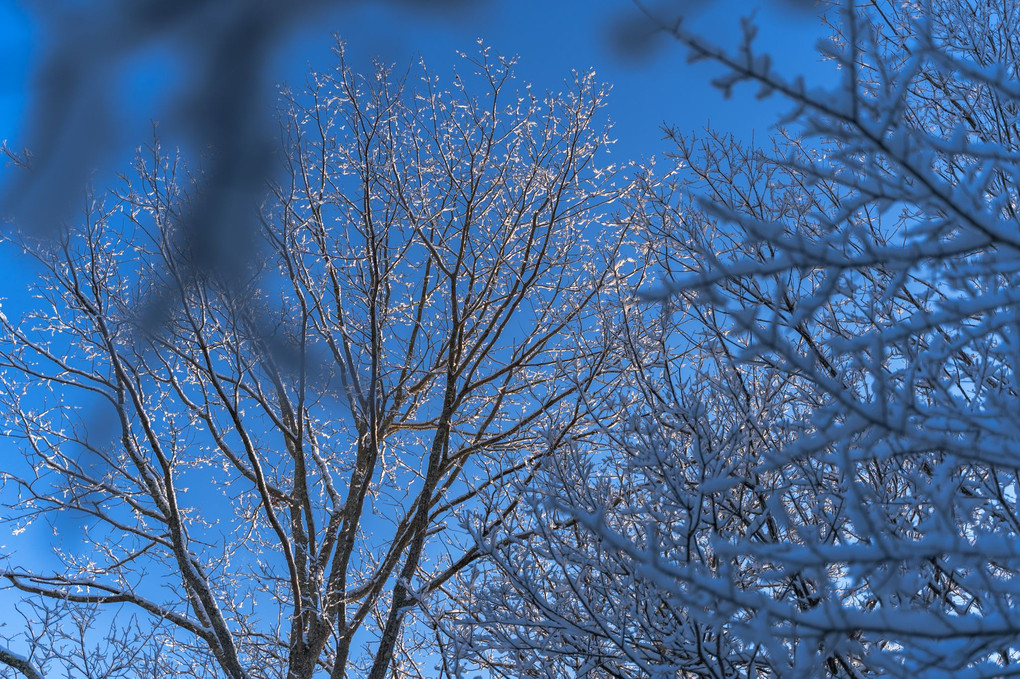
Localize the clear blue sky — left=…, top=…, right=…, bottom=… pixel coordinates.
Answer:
left=0, top=1, right=833, bottom=171
left=0, top=0, right=833, bottom=538
left=0, top=0, right=834, bottom=651
left=291, top=1, right=832, bottom=156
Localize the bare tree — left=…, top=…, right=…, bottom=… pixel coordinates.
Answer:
left=0, top=46, right=631, bottom=679
left=438, top=132, right=863, bottom=678
left=442, top=0, right=1020, bottom=676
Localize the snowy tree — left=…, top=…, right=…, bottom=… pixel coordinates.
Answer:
left=439, top=132, right=856, bottom=678
left=0, top=48, right=631, bottom=679
left=444, top=1, right=1020, bottom=676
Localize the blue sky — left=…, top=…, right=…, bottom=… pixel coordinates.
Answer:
left=0, top=0, right=835, bottom=571
left=0, top=1, right=833, bottom=172
left=0, top=0, right=835, bottom=666
left=292, top=1, right=833, bottom=156
left=0, top=8, right=837, bottom=476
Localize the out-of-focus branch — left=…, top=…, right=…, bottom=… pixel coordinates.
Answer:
left=0, top=645, right=42, bottom=679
